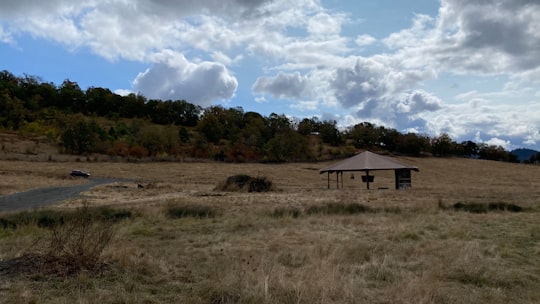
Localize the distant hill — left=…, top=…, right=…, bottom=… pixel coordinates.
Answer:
left=511, top=148, right=539, bottom=162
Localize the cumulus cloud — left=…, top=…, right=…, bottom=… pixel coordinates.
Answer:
left=133, top=51, right=237, bottom=106
left=397, top=90, right=443, bottom=113
left=329, top=57, right=436, bottom=111
left=2, top=0, right=540, bottom=148
left=307, top=12, right=343, bottom=37
left=355, top=34, right=376, bottom=46
left=252, top=72, right=309, bottom=100
left=386, top=0, right=540, bottom=76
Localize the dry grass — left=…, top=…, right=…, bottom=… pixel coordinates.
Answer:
left=1, top=156, right=540, bottom=303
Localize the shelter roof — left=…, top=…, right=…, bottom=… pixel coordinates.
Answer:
left=320, top=151, right=419, bottom=173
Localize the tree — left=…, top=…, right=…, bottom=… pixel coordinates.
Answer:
left=459, top=140, right=479, bottom=157
left=316, top=120, right=342, bottom=146
left=62, top=120, right=100, bottom=154
left=264, top=129, right=311, bottom=162
left=478, top=144, right=509, bottom=161
left=530, top=152, right=540, bottom=163
left=297, top=117, right=316, bottom=136
left=178, top=127, right=190, bottom=143
left=431, top=133, right=455, bottom=156
left=0, top=93, right=28, bottom=129
left=396, top=133, right=430, bottom=156
left=267, top=113, right=292, bottom=137
left=58, top=80, right=85, bottom=112
left=379, top=126, right=400, bottom=152
left=348, top=122, right=381, bottom=148
left=196, top=111, right=222, bottom=144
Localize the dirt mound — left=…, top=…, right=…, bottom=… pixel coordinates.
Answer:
left=214, top=174, right=275, bottom=192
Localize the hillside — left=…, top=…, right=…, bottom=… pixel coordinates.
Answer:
left=0, top=70, right=522, bottom=163
left=511, top=148, right=539, bottom=162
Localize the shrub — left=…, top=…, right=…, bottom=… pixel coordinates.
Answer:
left=0, top=204, right=116, bottom=277
left=215, top=174, right=275, bottom=192
left=46, top=204, right=115, bottom=274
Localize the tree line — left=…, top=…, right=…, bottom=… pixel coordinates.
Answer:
left=0, top=70, right=518, bottom=162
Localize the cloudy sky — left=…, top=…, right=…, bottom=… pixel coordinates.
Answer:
left=1, top=0, right=540, bottom=150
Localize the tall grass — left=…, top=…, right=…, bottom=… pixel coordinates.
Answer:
left=165, top=203, right=216, bottom=219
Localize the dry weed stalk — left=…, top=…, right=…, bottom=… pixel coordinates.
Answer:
left=46, top=203, right=115, bottom=274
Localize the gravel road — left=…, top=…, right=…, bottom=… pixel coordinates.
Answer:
left=0, top=178, right=120, bottom=213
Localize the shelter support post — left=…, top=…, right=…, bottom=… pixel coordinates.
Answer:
left=365, top=170, right=370, bottom=190
left=327, top=172, right=330, bottom=189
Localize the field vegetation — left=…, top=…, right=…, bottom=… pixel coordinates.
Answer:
left=1, top=157, right=540, bottom=303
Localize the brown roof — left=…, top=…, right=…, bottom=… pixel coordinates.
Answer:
left=320, top=151, right=419, bottom=173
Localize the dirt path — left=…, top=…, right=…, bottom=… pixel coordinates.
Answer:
left=0, top=178, right=121, bottom=213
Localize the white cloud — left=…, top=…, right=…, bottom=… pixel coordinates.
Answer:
left=0, top=26, right=13, bottom=44
left=133, top=50, right=237, bottom=106
left=307, top=12, right=343, bottom=37
left=355, top=34, right=376, bottom=46
left=252, top=72, right=309, bottom=100
left=397, top=90, right=443, bottom=113
left=114, top=89, right=132, bottom=96
left=484, top=137, right=512, bottom=150
left=1, top=0, right=540, bottom=149
left=386, top=0, right=540, bottom=76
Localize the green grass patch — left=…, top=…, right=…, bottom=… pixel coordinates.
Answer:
left=452, top=202, right=524, bottom=213
left=305, top=203, right=372, bottom=215
left=0, top=207, right=133, bottom=229
left=165, top=204, right=215, bottom=219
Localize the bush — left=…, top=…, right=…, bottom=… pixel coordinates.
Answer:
left=215, top=174, right=275, bottom=192
left=46, top=204, right=115, bottom=274
left=0, top=204, right=117, bottom=277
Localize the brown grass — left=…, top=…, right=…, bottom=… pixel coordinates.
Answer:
left=1, top=157, right=540, bottom=303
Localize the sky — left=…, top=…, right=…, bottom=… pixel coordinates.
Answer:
left=1, top=0, right=540, bottom=150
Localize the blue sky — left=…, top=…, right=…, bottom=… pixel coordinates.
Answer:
left=1, top=0, right=540, bottom=150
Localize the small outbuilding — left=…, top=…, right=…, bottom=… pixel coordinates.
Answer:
left=320, top=151, right=419, bottom=189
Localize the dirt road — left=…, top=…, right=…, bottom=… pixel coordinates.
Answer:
left=0, top=178, right=120, bottom=213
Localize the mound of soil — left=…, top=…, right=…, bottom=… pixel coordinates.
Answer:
left=214, top=174, right=275, bottom=192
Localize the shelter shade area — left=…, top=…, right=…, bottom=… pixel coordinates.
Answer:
left=320, top=151, right=419, bottom=190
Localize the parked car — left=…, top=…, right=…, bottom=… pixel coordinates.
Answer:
left=70, top=170, right=90, bottom=178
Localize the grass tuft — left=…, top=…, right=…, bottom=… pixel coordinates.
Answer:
left=0, top=206, right=133, bottom=230
left=452, top=202, right=524, bottom=213
left=306, top=203, right=372, bottom=215
left=272, top=207, right=301, bottom=218
left=166, top=204, right=216, bottom=219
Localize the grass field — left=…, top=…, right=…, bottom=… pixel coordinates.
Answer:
left=1, top=156, right=540, bottom=303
